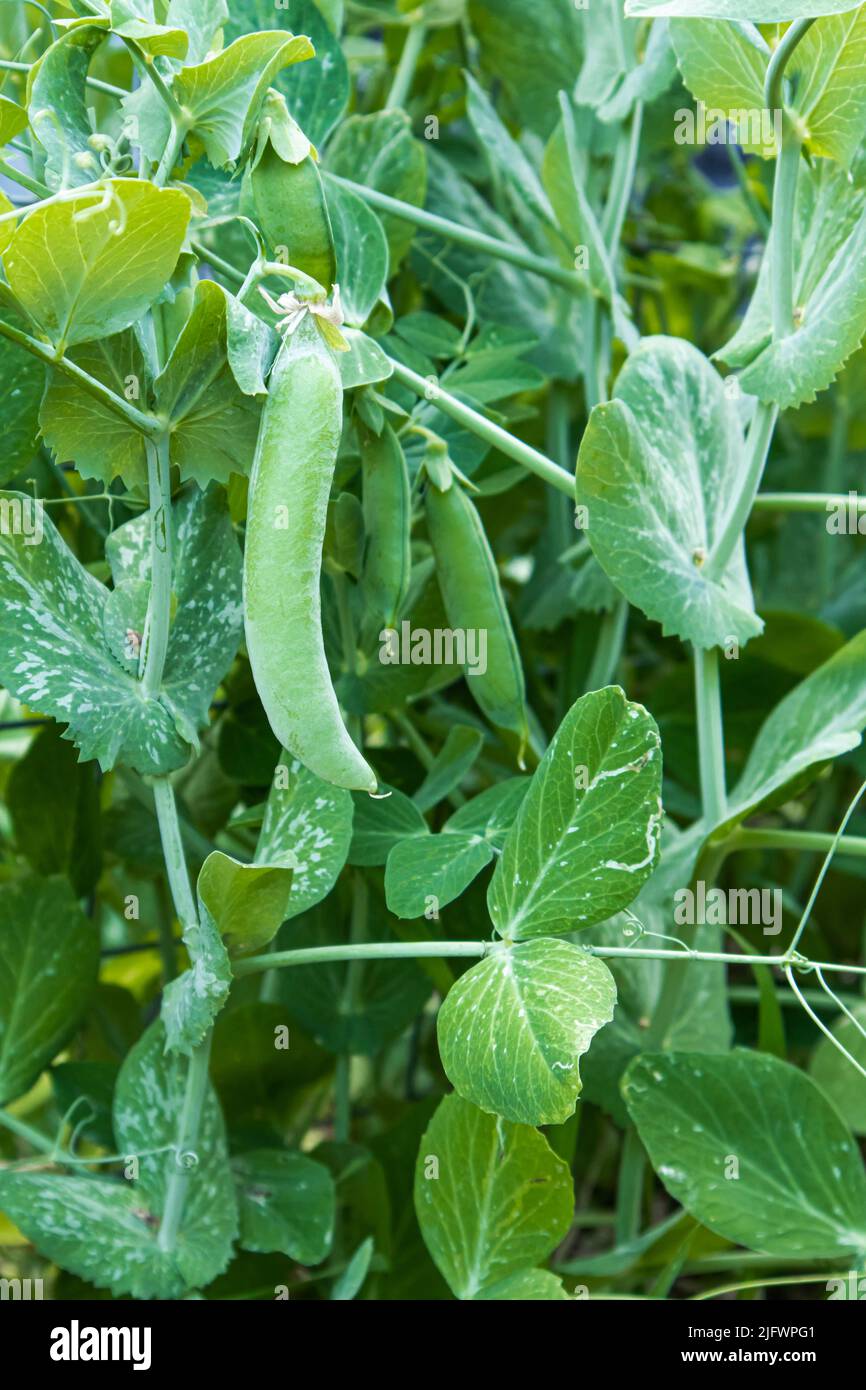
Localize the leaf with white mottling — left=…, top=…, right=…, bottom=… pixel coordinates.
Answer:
left=488, top=687, right=663, bottom=941
left=577, top=336, right=762, bottom=648
left=437, top=938, right=616, bottom=1126
left=257, top=754, right=354, bottom=921
left=162, top=898, right=232, bottom=1056
left=0, top=877, right=98, bottom=1106
left=0, top=491, right=191, bottom=775
left=414, top=1094, right=573, bottom=1299
left=234, top=1149, right=335, bottom=1264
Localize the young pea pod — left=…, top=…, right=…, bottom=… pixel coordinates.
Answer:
left=244, top=318, right=377, bottom=793
left=243, top=145, right=337, bottom=291
left=424, top=476, right=528, bottom=751
left=360, top=421, right=411, bottom=644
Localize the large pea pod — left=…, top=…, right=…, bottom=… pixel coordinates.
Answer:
left=244, top=319, right=377, bottom=792
left=424, top=478, right=528, bottom=749
left=360, top=422, right=411, bottom=642
left=244, top=145, right=336, bottom=291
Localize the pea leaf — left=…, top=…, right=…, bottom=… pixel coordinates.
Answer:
left=38, top=331, right=149, bottom=486
left=475, top=1269, right=570, bottom=1300
left=7, top=723, right=102, bottom=897
left=413, top=726, right=484, bottom=812
left=718, top=160, right=866, bottom=408
left=0, top=491, right=191, bottom=775
left=0, top=877, right=99, bottom=1106
left=108, top=1, right=190, bottom=58
left=153, top=279, right=262, bottom=487
left=105, top=484, right=244, bottom=740
left=726, top=628, right=866, bottom=824
left=626, top=0, right=863, bottom=17
left=27, top=26, right=108, bottom=192
left=0, top=312, right=45, bottom=484
left=810, top=1007, right=866, bottom=1135
left=276, top=904, right=432, bottom=1055
left=162, top=897, right=233, bottom=1056
left=787, top=9, right=866, bottom=165
left=4, top=180, right=191, bottom=351
left=233, top=1149, right=335, bottom=1264
left=488, top=687, right=663, bottom=941
left=0, top=95, right=27, bottom=148
left=577, top=335, right=763, bottom=648
left=670, top=19, right=776, bottom=158
left=326, top=111, right=427, bottom=269
left=257, top=755, right=354, bottom=921
left=467, top=0, right=585, bottom=138
left=112, top=1020, right=238, bottom=1293
left=437, top=938, right=616, bottom=1126
left=623, top=1051, right=866, bottom=1260
left=348, top=784, right=428, bottom=866
left=326, top=178, right=389, bottom=328
left=414, top=1094, right=573, bottom=1299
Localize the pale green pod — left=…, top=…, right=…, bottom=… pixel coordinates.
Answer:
left=244, top=319, right=377, bottom=792
left=360, top=421, right=411, bottom=641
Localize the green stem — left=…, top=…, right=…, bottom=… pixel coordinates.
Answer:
left=753, top=490, right=864, bottom=514
left=326, top=174, right=589, bottom=299
left=156, top=1030, right=213, bottom=1253
left=140, top=436, right=173, bottom=698
left=154, top=118, right=188, bottom=188
left=692, top=1272, right=843, bottom=1301
left=152, top=780, right=197, bottom=930
left=615, top=1128, right=645, bottom=1243
left=0, top=1107, right=55, bottom=1154
left=693, top=646, right=726, bottom=826
left=601, top=102, right=643, bottom=253
left=0, top=318, right=158, bottom=434
left=706, top=402, right=778, bottom=580
left=0, top=156, right=48, bottom=197
left=389, top=358, right=574, bottom=496
left=233, top=940, right=490, bottom=978
left=585, top=598, right=627, bottom=691
left=769, top=118, right=801, bottom=340
left=586, top=945, right=866, bottom=974
left=0, top=56, right=127, bottom=99
left=731, top=828, right=866, bottom=858
left=386, top=21, right=426, bottom=109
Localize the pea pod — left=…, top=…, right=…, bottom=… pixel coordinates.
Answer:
left=243, top=145, right=337, bottom=291
left=424, top=477, right=527, bottom=749
left=360, top=421, right=411, bottom=643
left=244, top=318, right=377, bottom=792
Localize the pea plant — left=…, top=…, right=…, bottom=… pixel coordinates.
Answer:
left=1, top=0, right=866, bottom=1307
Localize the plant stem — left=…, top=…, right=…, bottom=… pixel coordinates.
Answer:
left=601, top=102, right=643, bottom=253
left=0, top=56, right=127, bottom=99
left=0, top=1107, right=56, bottom=1154
left=326, top=174, right=589, bottom=299
left=586, top=945, right=866, bottom=974
left=693, top=646, right=727, bottom=826
left=152, top=779, right=197, bottom=930
left=156, top=1030, right=213, bottom=1253
left=140, top=436, right=173, bottom=697
left=768, top=118, right=801, bottom=339
left=0, top=156, right=48, bottom=197
left=752, top=490, right=865, bottom=514
left=386, top=20, right=426, bottom=109
left=0, top=318, right=158, bottom=435
left=705, top=401, right=778, bottom=580
left=233, top=940, right=490, bottom=977
left=585, top=599, right=628, bottom=691
left=615, top=1128, right=645, bottom=1243
left=388, top=358, right=575, bottom=496
left=731, top=828, right=866, bottom=858
left=154, top=118, right=188, bottom=188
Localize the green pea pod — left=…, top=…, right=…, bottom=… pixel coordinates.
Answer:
left=244, top=319, right=377, bottom=793
left=244, top=146, right=337, bottom=291
left=425, top=479, right=528, bottom=750
left=360, top=422, right=411, bottom=643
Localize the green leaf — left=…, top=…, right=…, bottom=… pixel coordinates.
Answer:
left=718, top=158, right=866, bottom=408
left=467, top=0, right=585, bottom=138
left=27, top=26, right=108, bottom=191
left=0, top=877, right=98, bottom=1106
left=414, top=1093, right=573, bottom=1299
left=670, top=19, right=776, bottom=157
left=326, top=178, right=389, bottom=328
left=340, top=329, right=392, bottom=388
left=233, top=1149, right=335, bottom=1264
left=108, top=0, right=190, bottom=58
left=623, top=1050, right=866, bottom=1260
left=331, top=1235, right=374, bottom=1300
left=475, top=1268, right=570, bottom=1300
left=789, top=8, right=866, bottom=165
left=600, top=18, right=678, bottom=123
left=5, top=180, right=191, bottom=351
left=198, top=853, right=294, bottom=957
left=0, top=95, right=27, bottom=148
left=7, top=723, right=102, bottom=896
left=726, top=628, right=866, bottom=824
left=162, top=897, right=233, bottom=1056
left=326, top=111, right=427, bottom=269
left=542, top=113, right=616, bottom=302
left=577, top=335, right=763, bottom=648
left=437, top=938, right=617, bottom=1126
left=276, top=904, right=432, bottom=1055
left=488, top=687, right=663, bottom=941
left=257, top=754, right=354, bottom=921
left=626, top=0, right=863, bottom=17
left=0, top=492, right=191, bottom=775
left=809, top=1008, right=866, bottom=1135
left=413, top=725, right=484, bottom=813
left=105, top=484, right=244, bottom=739
left=348, top=784, right=428, bottom=866
left=154, top=279, right=262, bottom=487
left=0, top=312, right=46, bottom=484
left=38, top=331, right=148, bottom=486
